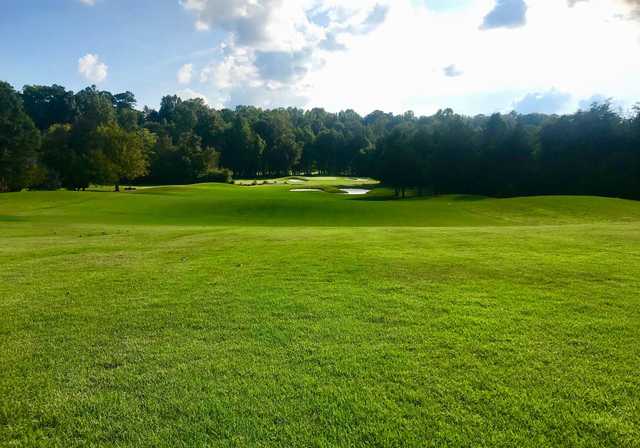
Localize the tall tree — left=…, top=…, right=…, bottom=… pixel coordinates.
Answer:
left=0, top=82, right=40, bottom=192
left=41, top=124, right=74, bottom=190
left=376, top=125, right=422, bottom=197
left=223, top=117, right=265, bottom=178
left=22, top=84, right=77, bottom=131
left=92, top=124, right=155, bottom=191
left=256, top=112, right=301, bottom=176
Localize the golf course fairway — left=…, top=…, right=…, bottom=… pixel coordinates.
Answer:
left=1, top=181, right=639, bottom=447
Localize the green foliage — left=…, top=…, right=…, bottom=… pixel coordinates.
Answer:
left=91, top=124, right=154, bottom=189
left=199, top=167, right=233, bottom=184
left=40, top=124, right=73, bottom=189
left=375, top=125, right=419, bottom=196
left=538, top=102, right=636, bottom=196
left=41, top=123, right=93, bottom=190
left=0, top=81, right=41, bottom=192
left=21, top=84, right=77, bottom=131
left=35, top=87, right=153, bottom=191
left=222, top=116, right=265, bottom=177
left=177, top=132, right=220, bottom=181
left=2, top=80, right=640, bottom=197
left=255, top=111, right=302, bottom=176
left=74, top=85, right=117, bottom=131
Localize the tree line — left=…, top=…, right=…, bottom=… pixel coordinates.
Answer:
left=1, top=80, right=639, bottom=198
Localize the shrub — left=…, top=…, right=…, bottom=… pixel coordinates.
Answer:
left=199, top=168, right=233, bottom=184
left=29, top=167, right=62, bottom=191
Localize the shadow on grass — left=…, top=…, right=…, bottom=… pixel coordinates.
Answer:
left=355, top=191, right=490, bottom=202
left=0, top=215, right=24, bottom=222
left=450, top=195, right=488, bottom=202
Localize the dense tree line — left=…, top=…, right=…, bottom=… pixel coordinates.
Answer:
left=372, top=107, right=640, bottom=198
left=1, top=80, right=639, bottom=199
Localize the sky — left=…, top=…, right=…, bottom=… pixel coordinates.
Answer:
left=1, top=0, right=640, bottom=116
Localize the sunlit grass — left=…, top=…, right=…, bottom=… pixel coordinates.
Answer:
left=1, top=181, right=639, bottom=447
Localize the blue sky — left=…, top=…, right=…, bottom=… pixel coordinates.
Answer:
left=2, top=0, right=639, bottom=115
left=0, top=0, right=219, bottom=108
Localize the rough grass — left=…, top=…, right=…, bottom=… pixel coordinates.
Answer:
left=1, top=180, right=639, bottom=447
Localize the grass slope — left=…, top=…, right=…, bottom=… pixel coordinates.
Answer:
left=2, top=182, right=640, bottom=227
left=1, top=181, right=640, bottom=447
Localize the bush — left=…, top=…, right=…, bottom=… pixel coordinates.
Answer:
left=28, top=167, right=62, bottom=191
left=198, top=168, right=233, bottom=184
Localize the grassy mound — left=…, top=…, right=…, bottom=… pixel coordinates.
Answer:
left=2, top=181, right=640, bottom=227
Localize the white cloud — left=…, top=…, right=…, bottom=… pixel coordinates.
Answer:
left=569, top=0, right=640, bottom=19
left=304, top=0, right=640, bottom=114
left=195, top=20, right=210, bottom=31
left=513, top=89, right=572, bottom=114
left=177, top=63, right=194, bottom=85
left=177, top=88, right=210, bottom=105
left=181, top=0, right=323, bottom=51
left=180, top=0, right=640, bottom=114
left=182, top=0, right=389, bottom=108
left=78, top=53, right=108, bottom=84
left=200, top=47, right=257, bottom=89
left=79, top=0, right=96, bottom=5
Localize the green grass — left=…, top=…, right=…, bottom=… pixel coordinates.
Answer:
left=1, top=179, right=640, bottom=447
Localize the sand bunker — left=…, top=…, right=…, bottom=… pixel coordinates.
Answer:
left=287, top=179, right=306, bottom=184
left=290, top=188, right=323, bottom=192
left=340, top=188, right=370, bottom=195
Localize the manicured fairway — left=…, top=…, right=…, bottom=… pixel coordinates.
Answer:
left=1, top=182, right=640, bottom=447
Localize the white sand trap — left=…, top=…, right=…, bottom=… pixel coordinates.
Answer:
left=340, top=188, right=370, bottom=195
left=287, top=179, right=306, bottom=184
left=290, top=188, right=323, bottom=192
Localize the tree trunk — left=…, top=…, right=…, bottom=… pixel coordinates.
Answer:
left=401, top=187, right=406, bottom=199
left=115, top=184, right=120, bottom=192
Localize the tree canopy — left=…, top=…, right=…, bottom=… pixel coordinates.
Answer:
left=0, top=80, right=639, bottom=199
left=0, top=82, right=41, bottom=192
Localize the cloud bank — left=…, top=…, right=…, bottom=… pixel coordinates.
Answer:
left=180, top=0, right=389, bottom=108
left=569, top=0, right=640, bottom=18
left=513, top=90, right=572, bottom=114
left=174, top=0, right=640, bottom=115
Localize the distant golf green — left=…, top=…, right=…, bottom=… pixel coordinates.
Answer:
left=1, top=179, right=639, bottom=447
